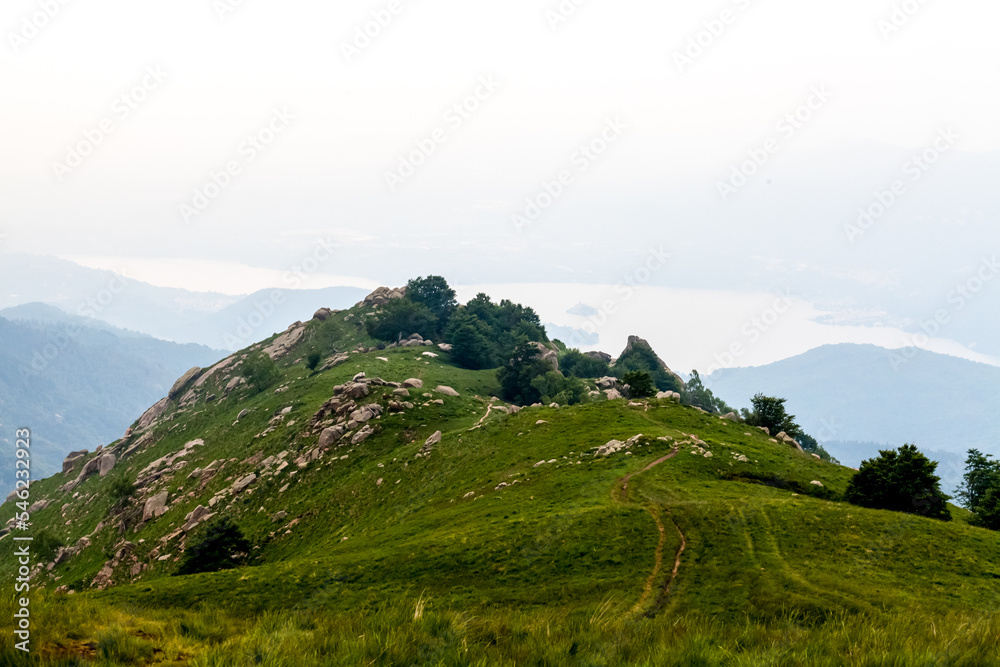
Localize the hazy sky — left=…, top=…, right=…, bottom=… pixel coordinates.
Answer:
left=2, top=0, right=998, bottom=368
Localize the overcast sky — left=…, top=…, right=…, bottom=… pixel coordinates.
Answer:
left=2, top=0, right=998, bottom=368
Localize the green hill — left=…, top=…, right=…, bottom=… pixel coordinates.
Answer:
left=2, top=289, right=998, bottom=666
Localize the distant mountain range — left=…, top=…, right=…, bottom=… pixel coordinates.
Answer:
left=0, top=253, right=368, bottom=350
left=0, top=306, right=225, bottom=494
left=703, top=343, right=1000, bottom=493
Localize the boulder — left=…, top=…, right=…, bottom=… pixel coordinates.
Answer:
left=98, top=454, right=116, bottom=477
left=262, top=322, right=307, bottom=360
left=313, top=308, right=333, bottom=321
left=351, top=426, right=374, bottom=445
left=436, top=385, right=460, bottom=397
left=585, top=351, right=612, bottom=364
left=347, top=383, right=370, bottom=399
left=403, top=378, right=424, bottom=389
left=438, top=343, right=453, bottom=352
left=318, top=425, right=346, bottom=448
left=530, top=342, right=559, bottom=371
left=424, top=431, right=442, bottom=447
left=596, top=377, right=618, bottom=390
left=232, top=474, right=257, bottom=494
left=142, top=492, right=169, bottom=522
left=169, top=367, right=203, bottom=400
left=225, top=376, right=247, bottom=393
left=656, top=391, right=681, bottom=402
left=721, top=412, right=739, bottom=422
left=603, top=389, right=623, bottom=400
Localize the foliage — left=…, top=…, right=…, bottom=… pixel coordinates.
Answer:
left=681, top=370, right=734, bottom=414
left=613, top=340, right=682, bottom=393
left=446, top=294, right=547, bottom=370
left=406, top=276, right=458, bottom=328
left=844, top=444, right=952, bottom=521
left=741, top=393, right=801, bottom=437
left=957, top=449, right=1000, bottom=530
left=530, top=371, right=591, bottom=406
left=622, top=371, right=655, bottom=399
left=33, top=529, right=64, bottom=563
left=242, top=351, right=281, bottom=394
left=497, top=340, right=554, bottom=405
left=795, top=432, right=838, bottom=464
left=560, top=349, right=611, bottom=379
left=444, top=310, right=496, bottom=370
left=306, top=351, right=322, bottom=371
left=108, top=475, right=137, bottom=503
left=365, top=298, right=438, bottom=343
left=176, top=518, right=251, bottom=576
left=955, top=449, right=999, bottom=510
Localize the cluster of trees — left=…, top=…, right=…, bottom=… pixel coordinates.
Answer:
left=956, top=450, right=1000, bottom=530
left=845, top=444, right=952, bottom=521
left=176, top=518, right=251, bottom=576
left=365, top=276, right=548, bottom=371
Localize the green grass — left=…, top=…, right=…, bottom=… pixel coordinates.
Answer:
left=2, top=307, right=999, bottom=665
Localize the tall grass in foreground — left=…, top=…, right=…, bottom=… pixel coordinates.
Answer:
left=3, top=592, right=999, bottom=666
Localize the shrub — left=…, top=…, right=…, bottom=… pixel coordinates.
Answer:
left=365, top=298, right=437, bottom=342
left=108, top=475, right=137, bottom=503
left=560, top=350, right=610, bottom=379
left=844, top=444, right=951, bottom=521
left=176, top=518, right=251, bottom=576
left=622, top=371, right=655, bottom=398
left=306, top=351, right=322, bottom=371
left=242, top=351, right=281, bottom=394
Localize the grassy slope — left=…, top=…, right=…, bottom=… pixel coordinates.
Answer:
left=2, top=307, right=999, bottom=666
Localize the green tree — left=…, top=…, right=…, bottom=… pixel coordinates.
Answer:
left=844, top=444, right=952, bottom=521
left=242, top=351, right=281, bottom=394
left=34, top=529, right=64, bottom=563
left=108, top=475, right=137, bottom=504
left=973, top=486, right=1000, bottom=530
left=406, top=276, right=457, bottom=329
left=622, top=370, right=656, bottom=398
left=365, top=298, right=437, bottom=342
left=742, top=393, right=801, bottom=436
left=530, top=371, right=590, bottom=406
left=497, top=340, right=553, bottom=406
left=306, top=351, right=322, bottom=371
left=681, top=370, right=735, bottom=414
left=955, top=449, right=999, bottom=511
left=560, top=350, right=611, bottom=379
left=176, top=518, right=251, bottom=576
left=445, top=311, right=496, bottom=370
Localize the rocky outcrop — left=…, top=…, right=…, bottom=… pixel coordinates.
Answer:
left=359, top=286, right=406, bottom=307
left=136, top=397, right=171, bottom=430
left=617, top=336, right=685, bottom=388
left=262, top=322, right=307, bottom=360
left=436, top=386, right=460, bottom=397
left=232, top=474, right=257, bottom=494
left=530, top=342, right=560, bottom=371
left=585, top=351, right=612, bottom=364
left=776, top=431, right=804, bottom=452
left=62, top=450, right=88, bottom=474
left=313, top=308, right=333, bottom=321
left=169, top=367, right=203, bottom=400
left=98, top=453, right=116, bottom=477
